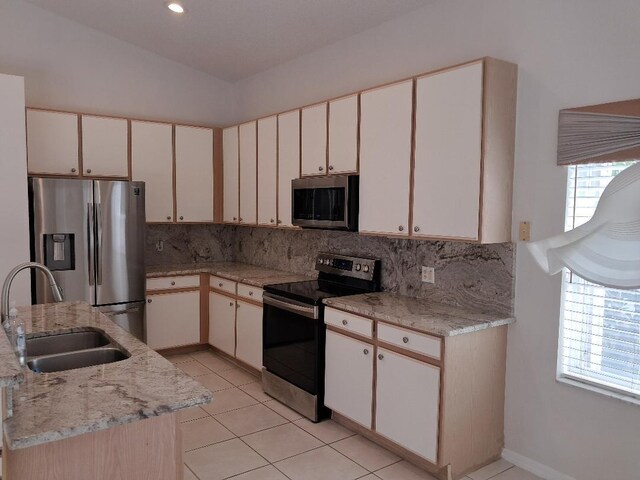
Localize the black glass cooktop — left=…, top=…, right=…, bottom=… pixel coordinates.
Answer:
left=264, top=280, right=369, bottom=306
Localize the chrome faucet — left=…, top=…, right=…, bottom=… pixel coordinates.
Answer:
left=1, top=262, right=64, bottom=324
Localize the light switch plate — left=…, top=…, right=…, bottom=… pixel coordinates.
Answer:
left=421, top=266, right=435, bottom=283
left=519, top=221, right=531, bottom=242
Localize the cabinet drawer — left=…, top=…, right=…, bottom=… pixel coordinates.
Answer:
left=377, top=323, right=441, bottom=360
left=325, top=308, right=373, bottom=339
left=237, top=283, right=263, bottom=302
left=210, top=275, right=237, bottom=295
left=146, top=275, right=200, bottom=291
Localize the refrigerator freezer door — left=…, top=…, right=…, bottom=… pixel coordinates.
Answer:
left=94, top=181, right=146, bottom=306
left=30, top=178, right=94, bottom=304
left=98, top=301, right=145, bottom=341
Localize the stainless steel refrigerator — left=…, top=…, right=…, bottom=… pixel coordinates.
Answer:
left=29, top=178, right=146, bottom=341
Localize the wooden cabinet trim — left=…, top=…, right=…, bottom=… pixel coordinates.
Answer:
left=146, top=287, right=200, bottom=296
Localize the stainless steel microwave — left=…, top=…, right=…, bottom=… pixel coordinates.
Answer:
left=292, top=175, right=359, bottom=231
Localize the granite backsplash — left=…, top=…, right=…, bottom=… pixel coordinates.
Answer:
left=146, top=224, right=515, bottom=316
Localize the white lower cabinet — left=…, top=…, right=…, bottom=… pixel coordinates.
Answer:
left=325, top=330, right=374, bottom=428
left=146, top=291, right=200, bottom=350
left=375, top=348, right=440, bottom=463
left=235, top=300, right=263, bottom=370
left=209, top=291, right=237, bottom=357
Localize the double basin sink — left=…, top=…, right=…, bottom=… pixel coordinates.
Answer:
left=26, top=328, right=130, bottom=373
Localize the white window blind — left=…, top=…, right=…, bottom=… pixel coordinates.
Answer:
left=561, top=161, right=640, bottom=400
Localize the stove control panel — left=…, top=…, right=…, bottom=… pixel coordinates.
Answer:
left=315, top=253, right=378, bottom=281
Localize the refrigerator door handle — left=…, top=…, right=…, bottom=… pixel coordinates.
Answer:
left=96, top=203, right=103, bottom=286
left=87, top=203, right=95, bottom=286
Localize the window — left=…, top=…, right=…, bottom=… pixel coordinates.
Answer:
left=560, top=161, right=640, bottom=402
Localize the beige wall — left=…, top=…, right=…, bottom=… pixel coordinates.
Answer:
left=0, top=74, right=30, bottom=305
left=0, top=0, right=239, bottom=126
left=235, top=1, right=640, bottom=479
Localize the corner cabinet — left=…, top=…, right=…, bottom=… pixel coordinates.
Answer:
left=359, top=80, right=414, bottom=236
left=131, top=121, right=174, bottom=223
left=412, top=59, right=517, bottom=242
left=324, top=306, right=508, bottom=479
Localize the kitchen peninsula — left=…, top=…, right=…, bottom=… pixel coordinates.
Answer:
left=0, top=301, right=211, bottom=480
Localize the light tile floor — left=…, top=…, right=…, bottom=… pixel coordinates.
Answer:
left=168, top=350, right=542, bottom=480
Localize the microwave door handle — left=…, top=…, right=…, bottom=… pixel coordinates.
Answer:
left=263, top=294, right=319, bottom=319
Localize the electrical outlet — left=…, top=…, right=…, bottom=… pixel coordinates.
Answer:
left=421, top=266, right=435, bottom=284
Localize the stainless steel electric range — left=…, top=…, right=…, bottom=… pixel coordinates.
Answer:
left=262, top=253, right=380, bottom=422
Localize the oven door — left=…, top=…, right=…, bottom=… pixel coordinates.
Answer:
left=263, top=293, right=323, bottom=395
left=291, top=175, right=357, bottom=230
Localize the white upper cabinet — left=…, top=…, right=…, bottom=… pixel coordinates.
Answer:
left=81, top=115, right=128, bottom=177
left=301, top=103, right=327, bottom=176
left=131, top=121, right=174, bottom=223
left=27, top=109, right=79, bottom=176
left=328, top=94, right=358, bottom=174
left=359, top=81, right=413, bottom=236
left=413, top=62, right=483, bottom=240
left=277, top=110, right=300, bottom=227
left=239, top=121, right=257, bottom=225
left=257, top=116, right=278, bottom=226
left=223, top=126, right=239, bottom=223
left=175, top=125, right=214, bottom=223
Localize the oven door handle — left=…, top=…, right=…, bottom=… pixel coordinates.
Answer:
left=263, top=294, right=319, bottom=320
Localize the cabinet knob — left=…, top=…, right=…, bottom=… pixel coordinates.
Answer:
left=277, top=219, right=282, bottom=224
left=270, top=219, right=274, bottom=223
left=414, top=226, right=420, bottom=233
left=239, top=217, right=243, bottom=222
left=71, top=168, right=77, bottom=173
left=233, top=217, right=237, bottom=221
left=229, top=302, right=234, bottom=307
left=218, top=283, right=223, bottom=287
left=170, top=281, right=175, bottom=286
left=363, top=349, right=369, bottom=355
left=402, top=336, right=409, bottom=344
left=342, top=319, right=348, bottom=326
left=318, top=166, right=324, bottom=172
left=179, top=216, right=184, bottom=220
left=86, top=168, right=92, bottom=174
left=147, top=299, right=152, bottom=303
left=328, top=165, right=334, bottom=171
left=378, top=353, right=384, bottom=360
left=249, top=291, right=253, bottom=296
left=398, top=225, right=404, bottom=232
left=166, top=216, right=171, bottom=220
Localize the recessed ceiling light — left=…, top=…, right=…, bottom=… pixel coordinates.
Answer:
left=167, top=2, right=185, bottom=14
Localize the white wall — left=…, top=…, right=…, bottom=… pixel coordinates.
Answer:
left=0, top=74, right=30, bottom=306
left=236, top=1, right=640, bottom=479
left=0, top=0, right=238, bottom=126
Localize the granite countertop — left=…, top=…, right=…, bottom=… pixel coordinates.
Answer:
left=324, top=292, right=515, bottom=337
left=0, top=324, right=24, bottom=388
left=146, top=262, right=313, bottom=287
left=2, top=301, right=212, bottom=450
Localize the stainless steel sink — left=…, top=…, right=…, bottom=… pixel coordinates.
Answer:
left=26, top=329, right=110, bottom=357
left=25, top=328, right=130, bottom=374
left=27, top=348, right=129, bottom=373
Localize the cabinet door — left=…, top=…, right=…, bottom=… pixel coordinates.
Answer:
left=223, top=126, right=239, bottom=223
left=26, top=109, right=79, bottom=176
left=328, top=95, right=358, bottom=174
left=81, top=115, right=128, bottom=177
left=235, top=300, right=263, bottom=370
left=209, top=292, right=236, bottom=356
left=376, top=348, right=440, bottom=463
left=146, top=291, right=200, bottom=350
left=413, top=62, right=483, bottom=240
left=131, top=121, right=174, bottom=223
left=325, top=330, right=373, bottom=428
left=359, top=81, right=413, bottom=235
left=175, top=125, right=214, bottom=222
left=257, top=116, right=277, bottom=226
left=301, top=103, right=327, bottom=176
left=277, top=110, right=300, bottom=227
left=239, top=121, right=257, bottom=224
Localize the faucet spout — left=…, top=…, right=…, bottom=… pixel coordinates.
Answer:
left=1, top=262, right=64, bottom=324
